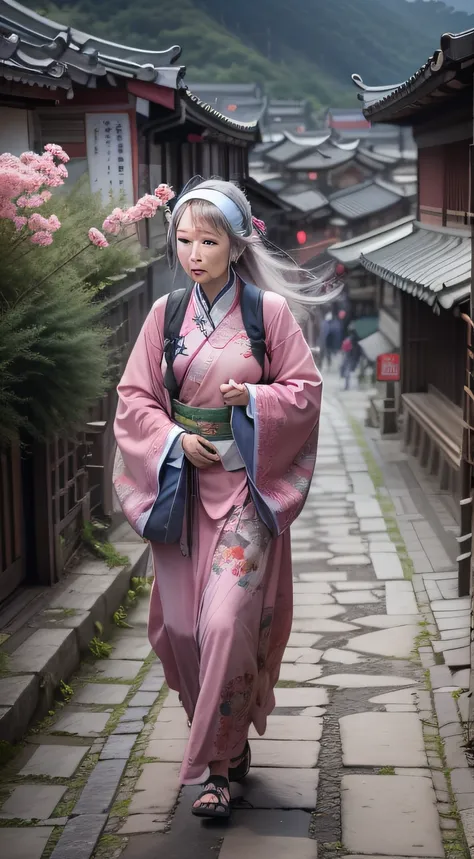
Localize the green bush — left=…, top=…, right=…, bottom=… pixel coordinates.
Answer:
left=0, top=182, right=140, bottom=446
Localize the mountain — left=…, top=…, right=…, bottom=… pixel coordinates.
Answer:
left=406, top=0, right=474, bottom=10
left=25, top=0, right=474, bottom=107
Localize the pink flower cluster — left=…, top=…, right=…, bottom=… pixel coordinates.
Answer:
left=44, top=143, right=70, bottom=163
left=154, top=183, right=175, bottom=205
left=101, top=185, right=175, bottom=236
left=88, top=228, right=109, bottom=249
left=0, top=144, right=69, bottom=246
left=28, top=214, right=61, bottom=233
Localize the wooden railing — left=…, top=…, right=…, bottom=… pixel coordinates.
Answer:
left=1, top=257, right=166, bottom=595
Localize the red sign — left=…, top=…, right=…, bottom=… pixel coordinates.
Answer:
left=377, top=352, right=400, bottom=382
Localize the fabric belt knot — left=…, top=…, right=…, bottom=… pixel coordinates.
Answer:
left=172, top=400, right=233, bottom=441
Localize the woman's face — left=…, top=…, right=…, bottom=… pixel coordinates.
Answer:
left=176, top=206, right=231, bottom=287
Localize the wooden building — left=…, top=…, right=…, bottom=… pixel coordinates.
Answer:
left=0, top=0, right=262, bottom=601
left=328, top=215, right=414, bottom=327
left=250, top=126, right=416, bottom=265
left=353, top=26, right=474, bottom=597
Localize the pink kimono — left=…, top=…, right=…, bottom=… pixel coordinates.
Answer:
left=113, top=279, right=322, bottom=784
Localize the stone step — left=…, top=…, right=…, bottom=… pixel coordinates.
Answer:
left=0, top=538, right=149, bottom=744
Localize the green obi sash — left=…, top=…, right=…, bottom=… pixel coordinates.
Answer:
left=172, top=400, right=233, bottom=441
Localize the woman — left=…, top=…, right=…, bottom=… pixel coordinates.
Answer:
left=113, top=178, right=323, bottom=819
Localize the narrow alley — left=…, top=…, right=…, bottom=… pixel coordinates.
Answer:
left=1, top=377, right=472, bottom=859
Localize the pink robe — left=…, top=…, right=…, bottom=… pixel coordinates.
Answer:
left=113, top=282, right=322, bottom=783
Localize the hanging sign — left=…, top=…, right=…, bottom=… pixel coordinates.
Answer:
left=376, top=352, right=400, bottom=381
left=85, top=113, right=134, bottom=205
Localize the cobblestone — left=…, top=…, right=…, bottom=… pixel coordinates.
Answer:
left=5, top=379, right=472, bottom=859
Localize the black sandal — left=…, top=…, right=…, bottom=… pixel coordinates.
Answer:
left=228, top=740, right=251, bottom=783
left=191, top=775, right=231, bottom=819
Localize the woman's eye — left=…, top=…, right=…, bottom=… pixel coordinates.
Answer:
left=177, top=238, right=190, bottom=244
left=203, top=240, right=216, bottom=246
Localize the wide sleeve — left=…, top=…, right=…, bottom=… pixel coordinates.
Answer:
left=113, top=297, right=184, bottom=535
left=231, top=293, right=322, bottom=536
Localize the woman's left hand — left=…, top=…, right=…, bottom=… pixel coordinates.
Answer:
left=220, top=382, right=249, bottom=407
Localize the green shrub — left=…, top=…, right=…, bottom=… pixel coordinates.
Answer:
left=0, top=181, right=140, bottom=446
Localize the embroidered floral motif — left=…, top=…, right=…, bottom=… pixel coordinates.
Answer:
left=172, top=335, right=187, bottom=358
left=192, top=313, right=209, bottom=336
left=215, top=672, right=255, bottom=756
left=211, top=502, right=271, bottom=592
left=195, top=420, right=220, bottom=436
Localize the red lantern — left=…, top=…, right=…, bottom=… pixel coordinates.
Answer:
left=227, top=104, right=237, bottom=112
left=335, top=263, right=345, bottom=276
left=308, top=171, right=318, bottom=181
left=296, top=230, right=307, bottom=245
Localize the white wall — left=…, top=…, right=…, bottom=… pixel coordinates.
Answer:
left=0, top=107, right=30, bottom=155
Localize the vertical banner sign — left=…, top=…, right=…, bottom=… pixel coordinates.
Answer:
left=376, top=352, right=400, bottom=382
left=85, top=113, right=134, bottom=205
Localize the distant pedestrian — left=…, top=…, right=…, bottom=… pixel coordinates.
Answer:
left=340, top=332, right=361, bottom=390
left=320, top=311, right=343, bottom=370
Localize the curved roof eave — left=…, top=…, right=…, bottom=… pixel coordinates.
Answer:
left=351, top=28, right=474, bottom=123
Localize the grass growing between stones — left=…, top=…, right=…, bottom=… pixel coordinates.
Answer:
left=276, top=680, right=301, bottom=688
left=41, top=825, right=64, bottom=859
left=378, top=766, right=395, bottom=775
left=82, top=521, right=130, bottom=570
left=346, top=414, right=414, bottom=580
left=93, top=833, right=126, bottom=859
left=46, top=749, right=103, bottom=819
left=103, top=683, right=171, bottom=836
left=411, top=622, right=436, bottom=663
left=109, top=797, right=131, bottom=818
left=0, top=816, right=40, bottom=827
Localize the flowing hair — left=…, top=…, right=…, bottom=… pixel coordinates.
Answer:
left=166, top=178, right=342, bottom=310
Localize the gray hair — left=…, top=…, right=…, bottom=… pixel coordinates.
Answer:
left=166, top=178, right=339, bottom=310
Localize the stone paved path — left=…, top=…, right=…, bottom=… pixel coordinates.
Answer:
left=1, top=385, right=471, bottom=859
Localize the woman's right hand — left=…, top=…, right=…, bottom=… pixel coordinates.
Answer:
left=182, top=434, right=221, bottom=469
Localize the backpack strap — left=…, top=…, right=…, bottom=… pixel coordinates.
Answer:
left=163, top=284, right=193, bottom=402
left=240, top=281, right=268, bottom=380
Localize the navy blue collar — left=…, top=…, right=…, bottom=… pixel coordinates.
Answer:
left=197, top=270, right=235, bottom=311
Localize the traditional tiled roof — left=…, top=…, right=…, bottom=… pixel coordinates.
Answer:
left=352, top=28, right=474, bottom=123
left=360, top=221, right=471, bottom=310
left=243, top=176, right=293, bottom=213
left=0, top=0, right=184, bottom=95
left=185, top=82, right=267, bottom=125
left=287, top=138, right=359, bottom=172
left=278, top=187, right=329, bottom=215
left=264, top=135, right=329, bottom=165
left=263, top=132, right=360, bottom=172
left=180, top=88, right=261, bottom=141
left=356, top=139, right=417, bottom=171
left=328, top=179, right=404, bottom=221
left=327, top=215, right=415, bottom=268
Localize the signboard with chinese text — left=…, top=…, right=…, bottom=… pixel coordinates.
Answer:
left=85, top=113, right=134, bottom=205
left=376, top=352, right=400, bottom=382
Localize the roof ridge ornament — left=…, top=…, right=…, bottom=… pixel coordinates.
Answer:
left=430, top=50, right=444, bottom=72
